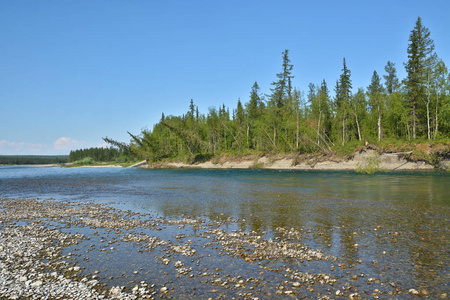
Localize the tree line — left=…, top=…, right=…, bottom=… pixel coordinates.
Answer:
left=68, top=147, right=124, bottom=162
left=0, top=155, right=68, bottom=165
left=105, top=17, right=449, bottom=163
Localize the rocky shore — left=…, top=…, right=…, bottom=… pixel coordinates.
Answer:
left=0, top=197, right=443, bottom=299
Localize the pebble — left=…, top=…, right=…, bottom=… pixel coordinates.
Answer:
left=30, top=280, right=43, bottom=287
left=0, top=197, right=425, bottom=300
left=409, top=288, right=419, bottom=295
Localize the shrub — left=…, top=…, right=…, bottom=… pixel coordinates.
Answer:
left=72, top=157, right=94, bottom=166
left=356, top=152, right=383, bottom=174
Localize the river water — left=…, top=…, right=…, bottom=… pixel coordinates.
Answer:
left=0, top=166, right=449, bottom=298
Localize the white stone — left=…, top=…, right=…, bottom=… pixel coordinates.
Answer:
left=30, top=280, right=43, bottom=288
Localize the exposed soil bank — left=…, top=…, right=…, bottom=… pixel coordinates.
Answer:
left=143, top=145, right=450, bottom=171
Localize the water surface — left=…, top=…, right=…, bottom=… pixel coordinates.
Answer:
left=0, top=166, right=448, bottom=298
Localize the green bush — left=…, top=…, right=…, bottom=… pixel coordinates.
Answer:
left=356, top=152, right=383, bottom=174
left=72, top=157, right=94, bottom=166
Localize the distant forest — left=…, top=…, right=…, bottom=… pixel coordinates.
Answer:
left=0, top=155, right=68, bottom=165
left=68, top=147, right=124, bottom=162
left=105, top=17, right=449, bottom=163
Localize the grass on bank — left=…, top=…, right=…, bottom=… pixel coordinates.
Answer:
left=65, top=157, right=139, bottom=168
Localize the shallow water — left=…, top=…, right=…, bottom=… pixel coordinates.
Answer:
left=1, top=166, right=449, bottom=298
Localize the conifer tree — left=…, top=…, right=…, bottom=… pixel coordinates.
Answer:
left=248, top=82, right=263, bottom=122
left=246, top=82, right=265, bottom=149
left=404, top=17, right=435, bottom=139
left=268, top=50, right=294, bottom=148
left=383, top=61, right=400, bottom=94
left=367, top=71, right=385, bottom=141
left=270, top=50, right=294, bottom=109
left=335, top=58, right=352, bottom=145
left=317, top=80, right=332, bottom=141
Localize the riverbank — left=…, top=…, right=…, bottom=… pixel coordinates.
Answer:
left=144, top=147, right=450, bottom=171
left=1, top=197, right=439, bottom=299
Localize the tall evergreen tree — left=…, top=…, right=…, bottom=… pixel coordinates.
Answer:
left=335, top=58, right=352, bottom=145
left=383, top=61, right=400, bottom=94
left=367, top=71, right=385, bottom=141
left=246, top=82, right=264, bottom=149
left=248, top=82, right=263, bottom=121
left=189, top=99, right=195, bottom=120
left=317, top=80, right=332, bottom=140
left=268, top=50, right=295, bottom=148
left=269, top=49, right=294, bottom=108
left=404, top=17, right=435, bottom=139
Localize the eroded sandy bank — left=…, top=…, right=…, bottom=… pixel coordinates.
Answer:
left=143, top=149, right=446, bottom=171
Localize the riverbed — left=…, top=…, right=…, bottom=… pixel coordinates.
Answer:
left=0, top=166, right=448, bottom=299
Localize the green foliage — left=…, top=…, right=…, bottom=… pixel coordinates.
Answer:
left=334, top=58, right=353, bottom=146
left=333, top=140, right=365, bottom=157
left=356, top=152, right=383, bottom=174
left=0, top=155, right=68, bottom=165
left=103, top=18, right=449, bottom=164
left=69, top=147, right=124, bottom=162
left=193, top=153, right=214, bottom=164
left=71, top=157, right=94, bottom=166
left=404, top=17, right=436, bottom=139
left=384, top=61, right=400, bottom=94
left=250, top=161, right=265, bottom=169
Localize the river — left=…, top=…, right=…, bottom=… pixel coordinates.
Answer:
left=0, top=166, right=449, bottom=298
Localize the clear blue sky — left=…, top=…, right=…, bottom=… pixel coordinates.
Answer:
left=1, top=0, right=449, bottom=155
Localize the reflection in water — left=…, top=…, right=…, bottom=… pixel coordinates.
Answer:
left=0, top=167, right=449, bottom=295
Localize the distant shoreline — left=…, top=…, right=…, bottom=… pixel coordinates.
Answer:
left=0, top=164, right=122, bottom=168
left=0, top=164, right=61, bottom=167
left=3, top=149, right=448, bottom=171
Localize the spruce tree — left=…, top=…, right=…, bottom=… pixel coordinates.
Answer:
left=367, top=71, right=385, bottom=141
left=335, top=58, right=352, bottom=145
left=383, top=61, right=400, bottom=94
left=270, top=49, right=294, bottom=109
left=404, top=17, right=435, bottom=139
left=318, top=80, right=332, bottom=140
left=268, top=50, right=294, bottom=148
left=248, top=82, right=262, bottom=121
left=246, top=82, right=264, bottom=149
